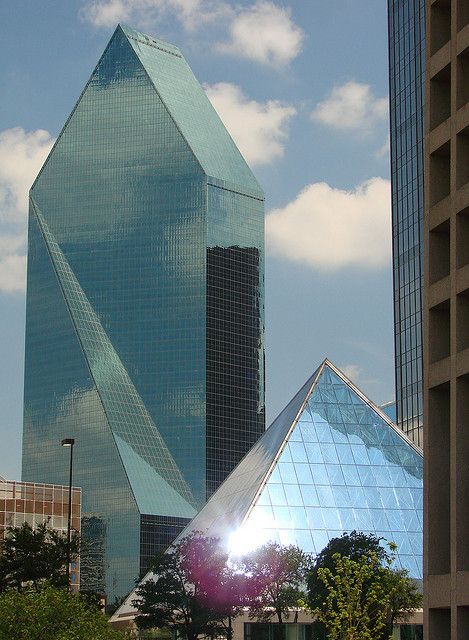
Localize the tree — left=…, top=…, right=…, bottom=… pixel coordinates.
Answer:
left=243, top=541, right=312, bottom=624
left=308, top=534, right=422, bottom=640
left=311, top=551, right=392, bottom=640
left=307, top=530, right=387, bottom=612
left=0, top=522, right=79, bottom=591
left=183, top=536, right=258, bottom=640
left=382, top=567, right=422, bottom=631
left=133, top=532, right=247, bottom=640
left=0, top=584, right=126, bottom=640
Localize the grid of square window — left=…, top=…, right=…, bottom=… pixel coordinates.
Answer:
left=388, top=0, right=425, bottom=447
left=206, top=244, right=264, bottom=497
left=0, top=480, right=81, bottom=588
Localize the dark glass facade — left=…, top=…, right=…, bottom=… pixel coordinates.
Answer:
left=206, top=245, right=264, bottom=497
left=22, top=25, right=264, bottom=600
left=139, top=514, right=191, bottom=576
left=80, top=515, right=106, bottom=594
left=388, top=0, right=425, bottom=447
left=244, top=623, right=423, bottom=640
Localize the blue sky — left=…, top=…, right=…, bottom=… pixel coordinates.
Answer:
left=0, top=0, right=393, bottom=479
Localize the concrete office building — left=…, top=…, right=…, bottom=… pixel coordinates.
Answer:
left=424, top=0, right=469, bottom=637
left=388, top=0, right=426, bottom=447
left=22, top=24, right=265, bottom=600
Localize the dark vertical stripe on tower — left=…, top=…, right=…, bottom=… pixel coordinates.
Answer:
left=206, top=246, right=265, bottom=498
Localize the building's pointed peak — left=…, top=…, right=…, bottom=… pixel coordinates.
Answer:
left=122, top=25, right=263, bottom=198
left=117, top=23, right=183, bottom=58
left=320, top=359, right=422, bottom=455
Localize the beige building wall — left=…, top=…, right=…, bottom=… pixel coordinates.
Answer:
left=111, top=609, right=423, bottom=637
left=424, top=0, right=469, bottom=638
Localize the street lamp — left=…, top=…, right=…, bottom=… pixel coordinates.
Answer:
left=61, top=438, right=75, bottom=590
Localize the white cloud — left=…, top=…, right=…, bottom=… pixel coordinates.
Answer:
left=81, top=0, right=303, bottom=67
left=0, top=252, right=26, bottom=294
left=0, top=127, right=54, bottom=294
left=205, top=82, right=295, bottom=166
left=340, top=364, right=362, bottom=383
left=83, top=0, right=132, bottom=27
left=0, top=127, right=54, bottom=224
left=376, top=137, right=390, bottom=158
left=81, top=0, right=231, bottom=32
left=311, top=81, right=388, bottom=132
left=266, top=177, right=391, bottom=270
left=217, top=1, right=304, bottom=67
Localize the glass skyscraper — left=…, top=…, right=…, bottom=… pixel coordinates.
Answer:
left=22, top=24, right=265, bottom=600
left=388, top=0, right=425, bottom=447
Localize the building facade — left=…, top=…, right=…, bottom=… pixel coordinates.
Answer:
left=22, top=24, right=265, bottom=600
left=388, top=0, right=426, bottom=447
left=424, top=1, right=469, bottom=638
left=0, top=477, right=81, bottom=589
left=115, top=360, right=423, bottom=623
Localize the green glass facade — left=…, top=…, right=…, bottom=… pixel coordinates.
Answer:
left=22, top=25, right=264, bottom=600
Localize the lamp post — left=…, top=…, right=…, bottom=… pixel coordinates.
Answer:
left=61, top=438, right=75, bottom=590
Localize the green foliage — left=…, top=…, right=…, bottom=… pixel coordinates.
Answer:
left=133, top=534, right=313, bottom=638
left=382, top=567, right=422, bottom=628
left=243, top=542, right=312, bottom=624
left=307, top=531, right=387, bottom=612
left=133, top=533, right=238, bottom=640
left=309, top=539, right=422, bottom=640
left=0, top=585, right=126, bottom=640
left=0, top=522, right=79, bottom=591
left=311, top=551, right=392, bottom=640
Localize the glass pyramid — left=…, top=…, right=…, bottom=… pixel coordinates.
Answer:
left=115, top=360, right=422, bottom=621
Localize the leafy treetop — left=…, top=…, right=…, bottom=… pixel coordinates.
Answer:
left=0, top=522, right=79, bottom=592
left=133, top=532, right=248, bottom=640
left=308, top=532, right=422, bottom=640
left=242, top=541, right=312, bottom=624
left=0, top=584, right=126, bottom=640
left=307, top=530, right=387, bottom=611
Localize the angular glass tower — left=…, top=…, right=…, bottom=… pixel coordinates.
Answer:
left=388, top=0, right=425, bottom=446
left=117, top=360, right=423, bottom=621
left=22, top=25, right=265, bottom=600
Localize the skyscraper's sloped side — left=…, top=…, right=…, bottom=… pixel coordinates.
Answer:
left=24, top=198, right=144, bottom=598
left=30, top=198, right=196, bottom=516
left=23, top=25, right=264, bottom=599
left=115, top=360, right=422, bottom=622
left=121, top=25, right=263, bottom=199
